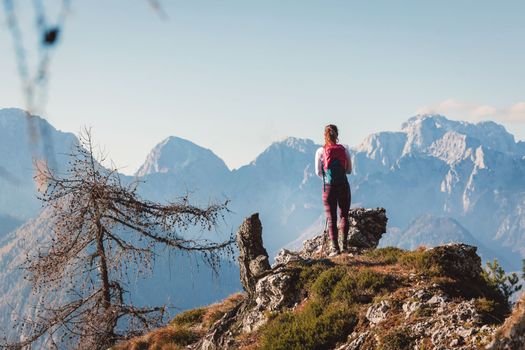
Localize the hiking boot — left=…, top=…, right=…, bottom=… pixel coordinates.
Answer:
left=328, top=240, right=341, bottom=257
left=341, top=237, right=348, bottom=253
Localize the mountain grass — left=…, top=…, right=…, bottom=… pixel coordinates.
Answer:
left=364, top=247, right=406, bottom=264
left=170, top=308, right=206, bottom=327
left=112, top=293, right=244, bottom=350
left=258, top=265, right=398, bottom=349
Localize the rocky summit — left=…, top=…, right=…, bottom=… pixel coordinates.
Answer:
left=114, top=209, right=524, bottom=350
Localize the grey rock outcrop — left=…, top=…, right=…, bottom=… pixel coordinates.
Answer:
left=347, top=207, right=388, bottom=248
left=341, top=284, right=496, bottom=349
left=273, top=248, right=302, bottom=266
left=242, top=266, right=299, bottom=332
left=366, top=300, right=391, bottom=324
left=427, top=243, right=482, bottom=280
left=301, top=207, right=388, bottom=258
left=236, top=213, right=271, bottom=296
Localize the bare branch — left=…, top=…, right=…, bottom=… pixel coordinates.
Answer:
left=3, top=129, right=233, bottom=350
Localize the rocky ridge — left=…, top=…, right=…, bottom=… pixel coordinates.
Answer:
left=115, top=208, right=523, bottom=350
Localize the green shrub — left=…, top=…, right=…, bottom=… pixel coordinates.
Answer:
left=331, top=273, right=358, bottom=303
left=331, top=269, right=393, bottom=304
left=355, top=269, right=389, bottom=291
left=260, top=264, right=397, bottom=349
left=259, top=300, right=357, bottom=350
left=364, top=247, right=406, bottom=264
left=170, top=308, right=206, bottom=327
left=311, top=267, right=347, bottom=300
left=399, top=249, right=443, bottom=276
left=379, top=328, right=414, bottom=350
left=297, top=260, right=334, bottom=291
left=474, top=296, right=502, bottom=324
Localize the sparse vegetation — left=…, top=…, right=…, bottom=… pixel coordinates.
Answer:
left=259, top=300, right=357, bottom=350
left=201, top=293, right=245, bottom=327
left=398, top=248, right=443, bottom=276
left=413, top=304, right=433, bottom=318
left=379, top=327, right=414, bottom=350
left=365, top=246, right=448, bottom=277
left=113, top=324, right=201, bottom=350
left=364, top=247, right=406, bottom=264
left=170, top=308, right=206, bottom=327
left=258, top=265, right=396, bottom=349
left=114, top=293, right=244, bottom=350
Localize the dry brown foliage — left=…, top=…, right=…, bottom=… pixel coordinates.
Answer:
left=1, top=129, right=234, bottom=350
left=114, top=293, right=245, bottom=350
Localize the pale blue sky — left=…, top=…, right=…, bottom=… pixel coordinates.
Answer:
left=1, top=0, right=524, bottom=174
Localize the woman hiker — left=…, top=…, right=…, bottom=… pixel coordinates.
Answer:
left=315, top=124, right=352, bottom=257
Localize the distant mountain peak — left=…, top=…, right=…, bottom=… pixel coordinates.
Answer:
left=399, top=113, right=518, bottom=157
left=250, top=137, right=318, bottom=167
left=401, top=113, right=450, bottom=129
left=135, top=136, right=229, bottom=177
left=271, top=137, right=316, bottom=153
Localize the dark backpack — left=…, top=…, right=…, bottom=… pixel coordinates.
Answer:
left=322, top=144, right=348, bottom=187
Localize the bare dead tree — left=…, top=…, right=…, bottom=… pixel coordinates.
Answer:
left=1, top=129, right=234, bottom=350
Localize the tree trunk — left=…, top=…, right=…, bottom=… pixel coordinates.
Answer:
left=96, top=220, right=111, bottom=310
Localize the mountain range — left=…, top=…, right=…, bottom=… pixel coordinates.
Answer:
left=1, top=107, right=525, bottom=343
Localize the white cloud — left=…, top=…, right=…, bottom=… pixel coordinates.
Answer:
left=503, top=102, right=525, bottom=122
left=416, top=99, right=525, bottom=123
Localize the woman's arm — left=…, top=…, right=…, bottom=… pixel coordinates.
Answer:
left=345, top=146, right=352, bottom=174
left=315, top=148, right=324, bottom=178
